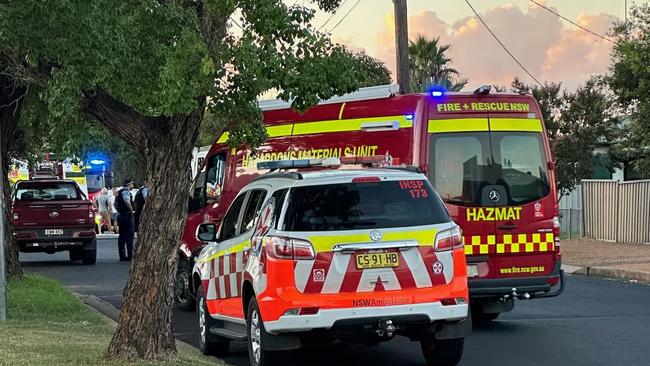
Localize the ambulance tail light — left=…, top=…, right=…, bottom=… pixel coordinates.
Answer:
left=266, top=236, right=315, bottom=260
left=434, top=226, right=463, bottom=252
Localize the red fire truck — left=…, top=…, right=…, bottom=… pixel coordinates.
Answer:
left=175, top=85, right=564, bottom=319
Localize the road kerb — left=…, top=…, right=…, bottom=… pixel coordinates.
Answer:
left=586, top=266, right=650, bottom=284
left=561, top=264, right=584, bottom=274
left=76, top=293, right=205, bottom=356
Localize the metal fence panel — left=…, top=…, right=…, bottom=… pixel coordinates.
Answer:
left=582, top=180, right=618, bottom=242
left=583, top=179, right=650, bottom=244
left=617, top=180, right=650, bottom=244
left=559, top=185, right=583, bottom=238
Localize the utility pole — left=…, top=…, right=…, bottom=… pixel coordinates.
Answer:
left=393, top=0, right=410, bottom=94
left=0, top=127, right=6, bottom=321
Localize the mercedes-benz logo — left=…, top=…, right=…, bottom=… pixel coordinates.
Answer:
left=488, top=190, right=500, bottom=203
left=49, top=211, right=59, bottom=218
left=369, top=230, right=382, bottom=242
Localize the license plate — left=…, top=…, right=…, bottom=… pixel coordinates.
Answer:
left=356, top=252, right=399, bottom=269
left=467, top=264, right=479, bottom=278
left=45, top=229, right=63, bottom=236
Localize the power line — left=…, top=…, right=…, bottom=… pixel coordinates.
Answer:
left=328, top=0, right=361, bottom=33
left=464, top=0, right=543, bottom=87
left=318, top=0, right=348, bottom=31
left=529, top=0, right=619, bottom=44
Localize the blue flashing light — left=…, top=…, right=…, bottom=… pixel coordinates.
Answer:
left=405, top=114, right=414, bottom=121
left=90, top=159, right=106, bottom=165
left=431, top=90, right=444, bottom=97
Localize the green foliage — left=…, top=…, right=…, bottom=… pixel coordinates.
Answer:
left=0, top=0, right=365, bottom=154
left=608, top=4, right=650, bottom=177
left=408, top=35, right=468, bottom=93
left=350, top=50, right=392, bottom=88
left=512, top=78, right=621, bottom=196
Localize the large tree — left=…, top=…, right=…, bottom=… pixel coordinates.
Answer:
left=609, top=4, right=650, bottom=177
left=0, top=0, right=361, bottom=360
left=0, top=50, right=27, bottom=280
left=408, top=35, right=467, bottom=93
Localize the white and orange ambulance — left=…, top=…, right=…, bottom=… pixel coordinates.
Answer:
left=192, top=160, right=470, bottom=366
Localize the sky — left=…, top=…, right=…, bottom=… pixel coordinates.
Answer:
left=298, top=0, right=648, bottom=90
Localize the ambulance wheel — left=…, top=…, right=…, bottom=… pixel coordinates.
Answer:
left=247, top=298, right=280, bottom=366
left=420, top=337, right=464, bottom=366
left=196, top=287, right=230, bottom=356
left=175, top=258, right=195, bottom=311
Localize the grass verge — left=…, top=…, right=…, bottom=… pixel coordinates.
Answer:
left=0, top=274, right=217, bottom=365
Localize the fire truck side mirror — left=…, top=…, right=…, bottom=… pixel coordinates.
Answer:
left=196, top=223, right=217, bottom=242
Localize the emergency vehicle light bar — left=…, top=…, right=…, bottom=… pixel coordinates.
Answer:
left=257, top=158, right=341, bottom=170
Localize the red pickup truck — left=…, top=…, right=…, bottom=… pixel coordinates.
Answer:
left=12, top=179, right=97, bottom=264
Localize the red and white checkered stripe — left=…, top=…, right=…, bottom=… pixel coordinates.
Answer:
left=202, top=250, right=249, bottom=300
left=293, top=247, right=453, bottom=294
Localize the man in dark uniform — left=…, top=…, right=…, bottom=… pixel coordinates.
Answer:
left=133, top=180, right=150, bottom=233
left=114, top=178, right=135, bottom=261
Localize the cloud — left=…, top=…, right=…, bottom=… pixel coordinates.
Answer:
left=363, top=3, right=617, bottom=90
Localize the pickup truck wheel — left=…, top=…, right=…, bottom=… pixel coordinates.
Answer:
left=175, top=258, right=195, bottom=311
left=69, top=248, right=83, bottom=262
left=196, top=287, right=230, bottom=356
left=420, top=337, right=464, bottom=366
left=247, top=298, right=280, bottom=366
left=81, top=239, right=97, bottom=265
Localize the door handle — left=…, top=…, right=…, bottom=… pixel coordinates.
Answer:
left=498, top=224, right=517, bottom=230
left=360, top=121, right=400, bottom=131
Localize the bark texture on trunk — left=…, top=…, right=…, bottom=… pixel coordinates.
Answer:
left=0, top=67, right=25, bottom=281
left=84, top=90, right=204, bottom=360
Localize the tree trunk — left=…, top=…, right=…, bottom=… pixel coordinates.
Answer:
left=83, top=90, right=204, bottom=360
left=0, top=67, right=25, bottom=281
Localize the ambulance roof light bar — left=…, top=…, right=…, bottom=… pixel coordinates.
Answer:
left=257, top=158, right=341, bottom=171
left=258, top=84, right=399, bottom=111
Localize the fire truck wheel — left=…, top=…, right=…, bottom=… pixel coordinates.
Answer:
left=420, top=337, right=464, bottom=366
left=175, top=258, right=195, bottom=311
left=196, top=287, right=230, bottom=356
left=81, top=240, right=97, bottom=265
left=247, top=298, right=280, bottom=366
left=69, top=248, right=83, bottom=262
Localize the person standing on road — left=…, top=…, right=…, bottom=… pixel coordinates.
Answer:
left=107, top=187, right=119, bottom=234
left=114, top=178, right=135, bottom=262
left=96, top=188, right=113, bottom=233
left=133, top=180, right=150, bottom=233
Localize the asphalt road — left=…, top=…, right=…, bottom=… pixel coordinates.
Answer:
left=21, top=237, right=650, bottom=366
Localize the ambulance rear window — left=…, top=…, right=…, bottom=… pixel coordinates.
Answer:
left=283, top=180, right=450, bottom=231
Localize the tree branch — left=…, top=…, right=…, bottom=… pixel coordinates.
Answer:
left=81, top=88, right=161, bottom=151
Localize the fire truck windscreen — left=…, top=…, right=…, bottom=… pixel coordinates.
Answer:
left=429, top=131, right=551, bottom=206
